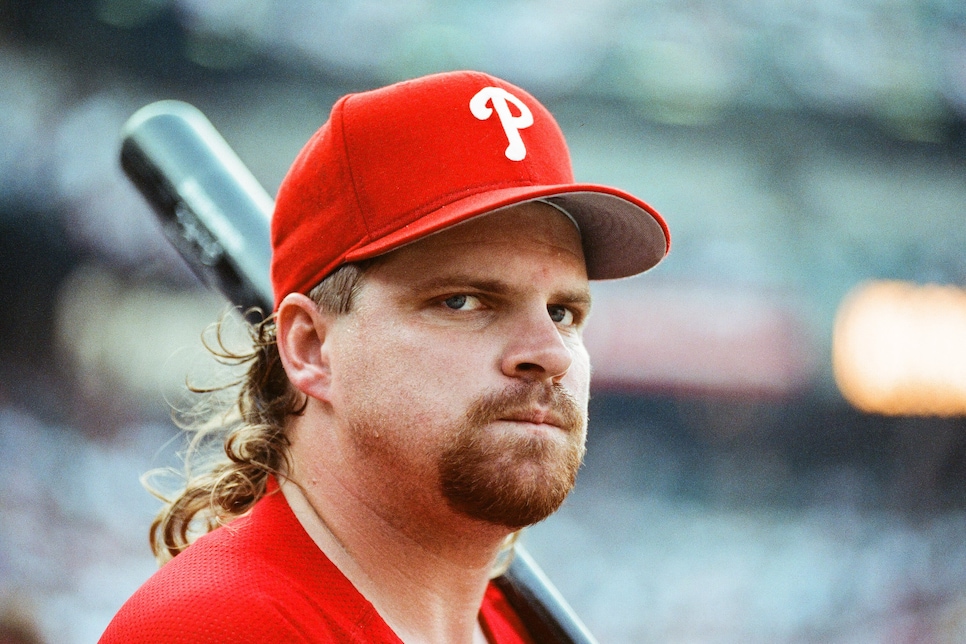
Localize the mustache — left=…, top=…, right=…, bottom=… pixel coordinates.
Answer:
left=465, top=381, right=585, bottom=435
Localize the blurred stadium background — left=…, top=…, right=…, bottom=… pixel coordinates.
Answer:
left=2, top=0, right=966, bottom=641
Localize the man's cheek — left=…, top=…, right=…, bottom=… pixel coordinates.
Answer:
left=571, top=347, right=592, bottom=395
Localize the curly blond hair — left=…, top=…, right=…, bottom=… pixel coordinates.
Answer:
left=146, top=263, right=369, bottom=564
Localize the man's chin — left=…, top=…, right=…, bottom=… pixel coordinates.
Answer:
left=439, top=434, right=584, bottom=528
left=440, top=381, right=587, bottom=527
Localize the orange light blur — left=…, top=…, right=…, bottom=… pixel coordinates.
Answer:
left=833, top=280, right=966, bottom=416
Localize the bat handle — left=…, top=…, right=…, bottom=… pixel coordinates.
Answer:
left=495, top=545, right=599, bottom=644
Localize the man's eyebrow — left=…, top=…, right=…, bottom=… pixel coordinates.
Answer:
left=409, top=275, right=513, bottom=295
left=408, top=275, right=592, bottom=305
left=555, top=288, right=593, bottom=307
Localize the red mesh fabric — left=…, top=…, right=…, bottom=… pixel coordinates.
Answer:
left=99, top=483, right=533, bottom=643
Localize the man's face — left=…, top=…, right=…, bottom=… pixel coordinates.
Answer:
left=324, top=201, right=591, bottom=529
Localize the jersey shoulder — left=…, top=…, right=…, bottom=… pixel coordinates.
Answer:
left=99, top=490, right=400, bottom=644
left=99, top=518, right=324, bottom=643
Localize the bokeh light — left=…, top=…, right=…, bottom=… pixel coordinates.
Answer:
left=834, top=280, right=966, bottom=416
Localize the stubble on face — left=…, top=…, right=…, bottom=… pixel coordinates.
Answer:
left=438, top=381, right=587, bottom=529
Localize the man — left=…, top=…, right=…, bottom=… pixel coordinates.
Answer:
left=100, top=70, right=669, bottom=643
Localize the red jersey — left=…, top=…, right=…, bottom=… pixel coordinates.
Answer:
left=99, top=482, right=534, bottom=643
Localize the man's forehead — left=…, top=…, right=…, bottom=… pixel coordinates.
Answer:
left=361, top=205, right=590, bottom=300
left=395, top=201, right=586, bottom=258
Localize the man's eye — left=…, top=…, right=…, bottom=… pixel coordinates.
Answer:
left=548, top=305, right=575, bottom=325
left=442, top=294, right=482, bottom=311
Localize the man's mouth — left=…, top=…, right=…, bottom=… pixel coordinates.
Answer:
left=468, top=382, right=584, bottom=437
left=499, top=408, right=565, bottom=431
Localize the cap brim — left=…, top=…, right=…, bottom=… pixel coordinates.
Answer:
left=344, top=183, right=670, bottom=280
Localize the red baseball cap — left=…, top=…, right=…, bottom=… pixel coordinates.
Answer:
left=270, top=70, right=670, bottom=308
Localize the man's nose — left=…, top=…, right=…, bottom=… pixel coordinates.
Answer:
left=500, top=306, right=574, bottom=383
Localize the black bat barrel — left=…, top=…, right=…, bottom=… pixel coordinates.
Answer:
left=121, top=100, right=275, bottom=315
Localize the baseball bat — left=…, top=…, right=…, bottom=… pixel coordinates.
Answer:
left=120, top=100, right=599, bottom=644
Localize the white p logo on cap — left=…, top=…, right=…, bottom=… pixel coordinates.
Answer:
left=470, top=87, right=534, bottom=161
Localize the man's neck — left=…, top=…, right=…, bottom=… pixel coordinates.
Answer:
left=279, top=475, right=510, bottom=644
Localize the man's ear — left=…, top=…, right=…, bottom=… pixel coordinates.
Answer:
left=276, top=293, right=334, bottom=403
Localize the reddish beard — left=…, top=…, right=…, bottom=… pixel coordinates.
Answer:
left=438, top=381, right=587, bottom=528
